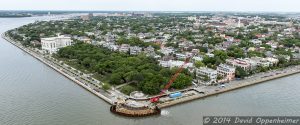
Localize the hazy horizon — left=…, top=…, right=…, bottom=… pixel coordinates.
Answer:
left=0, top=0, right=300, bottom=12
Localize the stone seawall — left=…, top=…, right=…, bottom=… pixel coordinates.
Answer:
left=157, top=68, right=300, bottom=108
left=1, top=33, right=113, bottom=105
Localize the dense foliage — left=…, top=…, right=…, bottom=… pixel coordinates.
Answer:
left=280, top=38, right=300, bottom=48
left=116, top=37, right=159, bottom=49
left=56, top=42, right=192, bottom=95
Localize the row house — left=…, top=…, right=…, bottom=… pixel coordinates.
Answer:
left=73, top=36, right=91, bottom=44
left=196, top=67, right=217, bottom=85
left=217, top=64, right=236, bottom=81
left=250, top=39, right=262, bottom=45
left=227, top=57, right=279, bottom=71
left=266, top=41, right=278, bottom=49
left=175, top=53, right=187, bottom=59
left=251, top=57, right=279, bottom=67
left=119, top=44, right=130, bottom=53
left=160, top=47, right=175, bottom=55
left=226, top=58, right=251, bottom=71
left=130, top=46, right=142, bottom=55
left=144, top=46, right=156, bottom=57
left=178, top=41, right=195, bottom=51
left=159, top=60, right=193, bottom=69
left=102, top=42, right=118, bottom=51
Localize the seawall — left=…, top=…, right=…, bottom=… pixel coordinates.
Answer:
left=157, top=67, right=300, bottom=108
left=3, top=32, right=300, bottom=111
left=1, top=33, right=113, bottom=105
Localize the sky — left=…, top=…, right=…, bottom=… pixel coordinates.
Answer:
left=0, top=0, right=299, bottom=12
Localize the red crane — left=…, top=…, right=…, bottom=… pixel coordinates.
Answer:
left=150, top=55, right=193, bottom=103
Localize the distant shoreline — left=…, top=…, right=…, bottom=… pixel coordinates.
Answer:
left=0, top=16, right=31, bottom=18
left=1, top=10, right=300, bottom=13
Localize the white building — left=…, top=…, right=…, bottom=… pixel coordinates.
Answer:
left=41, top=35, right=72, bottom=54
left=265, top=57, right=279, bottom=66
left=159, top=60, right=193, bottom=69
left=193, top=56, right=203, bottom=62
left=144, top=46, right=156, bottom=57
left=251, top=57, right=279, bottom=67
left=102, top=42, right=118, bottom=51
left=217, top=64, right=236, bottom=81
left=226, top=58, right=251, bottom=71
left=160, top=47, right=175, bottom=55
left=119, top=44, right=130, bottom=53
left=250, top=39, right=262, bottom=45
left=130, top=46, right=142, bottom=55
left=175, top=53, right=187, bottom=59
left=196, top=67, right=217, bottom=85
left=243, top=58, right=259, bottom=70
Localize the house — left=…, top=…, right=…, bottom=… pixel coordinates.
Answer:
left=265, top=51, right=274, bottom=57
left=206, top=53, right=214, bottom=58
left=226, top=58, right=251, bottom=71
left=187, top=16, right=197, bottom=21
left=196, top=67, right=217, bottom=85
left=101, top=42, right=119, bottom=51
left=250, top=57, right=271, bottom=67
left=160, top=47, right=175, bottom=55
left=119, top=44, right=130, bottom=53
left=248, top=47, right=256, bottom=51
left=217, top=64, right=236, bottom=81
left=144, top=46, right=156, bottom=57
left=250, top=39, right=262, bottom=45
left=178, top=41, right=195, bottom=50
left=159, top=60, right=193, bottom=69
left=243, top=58, right=259, bottom=70
left=161, top=55, right=175, bottom=61
left=193, top=56, right=203, bottom=62
left=266, top=41, right=278, bottom=49
left=265, top=57, right=279, bottom=66
left=75, top=36, right=91, bottom=44
left=41, top=35, right=72, bottom=54
left=137, top=33, right=145, bottom=39
left=191, top=49, right=200, bottom=54
left=292, top=53, right=300, bottom=60
left=175, top=53, right=187, bottom=59
left=130, top=46, right=142, bottom=55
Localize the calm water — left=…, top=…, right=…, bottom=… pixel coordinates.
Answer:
left=0, top=17, right=300, bottom=125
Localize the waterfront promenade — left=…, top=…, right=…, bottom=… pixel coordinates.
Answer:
left=1, top=33, right=114, bottom=105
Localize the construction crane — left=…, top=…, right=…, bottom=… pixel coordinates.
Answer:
left=150, top=54, right=193, bottom=103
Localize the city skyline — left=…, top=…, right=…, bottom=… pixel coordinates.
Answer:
left=1, top=0, right=300, bottom=12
